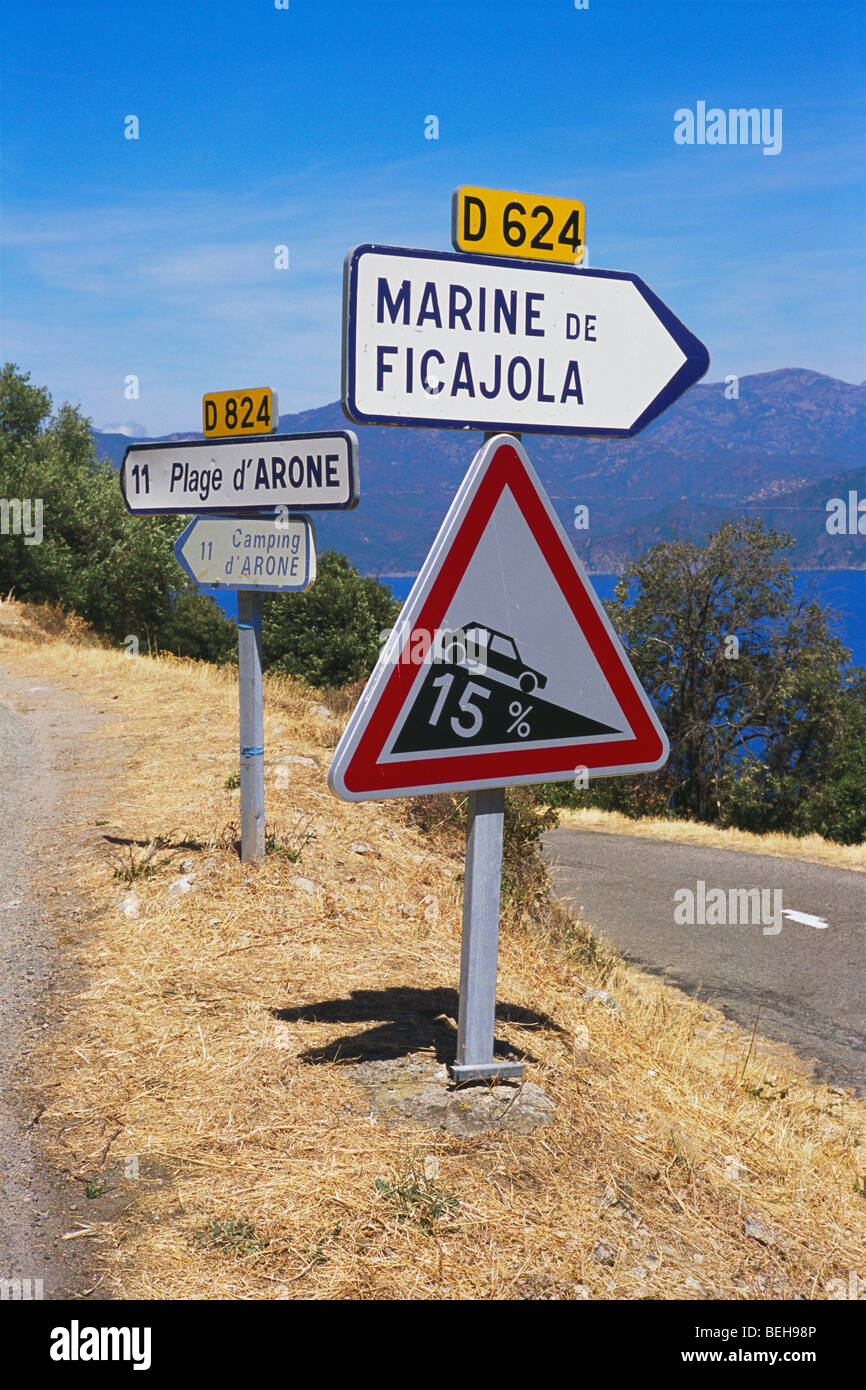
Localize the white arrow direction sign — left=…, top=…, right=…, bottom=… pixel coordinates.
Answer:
left=342, top=245, right=709, bottom=437
left=174, top=514, right=316, bottom=592
left=121, top=431, right=358, bottom=514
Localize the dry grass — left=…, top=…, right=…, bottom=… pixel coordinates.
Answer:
left=555, top=807, right=866, bottom=873
left=0, top=592, right=109, bottom=648
left=1, top=598, right=864, bottom=1301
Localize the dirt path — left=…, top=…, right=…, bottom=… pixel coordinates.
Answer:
left=0, top=665, right=118, bottom=1299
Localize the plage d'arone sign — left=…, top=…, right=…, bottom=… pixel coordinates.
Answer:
left=120, top=431, right=359, bottom=514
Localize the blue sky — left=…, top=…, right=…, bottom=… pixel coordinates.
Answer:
left=1, top=0, right=863, bottom=435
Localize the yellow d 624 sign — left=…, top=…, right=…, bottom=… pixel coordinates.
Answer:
left=452, top=186, right=585, bottom=265
left=202, top=387, right=277, bottom=437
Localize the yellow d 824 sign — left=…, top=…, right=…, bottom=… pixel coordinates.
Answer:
left=202, top=387, right=277, bottom=437
left=452, top=186, right=585, bottom=265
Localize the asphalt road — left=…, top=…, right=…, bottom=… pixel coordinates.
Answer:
left=543, top=828, right=866, bottom=1096
left=0, top=670, right=105, bottom=1298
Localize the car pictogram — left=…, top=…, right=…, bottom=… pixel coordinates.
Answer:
left=443, top=622, right=548, bottom=694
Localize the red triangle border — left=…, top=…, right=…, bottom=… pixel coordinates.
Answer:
left=338, top=442, right=666, bottom=796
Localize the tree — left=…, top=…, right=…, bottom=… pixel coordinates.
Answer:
left=0, top=363, right=52, bottom=443
left=261, top=549, right=399, bottom=688
left=0, top=365, right=236, bottom=659
left=798, top=678, right=866, bottom=844
left=599, top=521, right=859, bottom=831
left=721, top=670, right=866, bottom=844
left=157, top=588, right=238, bottom=664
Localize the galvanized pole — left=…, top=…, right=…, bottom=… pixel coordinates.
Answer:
left=452, top=786, right=522, bottom=1081
left=451, top=431, right=523, bottom=1083
left=237, top=590, right=266, bottom=862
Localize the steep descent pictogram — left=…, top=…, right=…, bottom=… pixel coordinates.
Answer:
left=328, top=435, right=669, bottom=801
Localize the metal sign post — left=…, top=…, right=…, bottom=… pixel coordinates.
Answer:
left=237, top=589, right=266, bottom=862
left=123, top=412, right=359, bottom=867
left=453, top=786, right=522, bottom=1081
left=452, top=430, right=521, bottom=1083
left=172, top=512, right=318, bottom=864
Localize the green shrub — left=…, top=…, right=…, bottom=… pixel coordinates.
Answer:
left=261, top=550, right=399, bottom=688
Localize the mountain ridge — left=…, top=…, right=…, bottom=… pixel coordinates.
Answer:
left=93, top=368, right=866, bottom=573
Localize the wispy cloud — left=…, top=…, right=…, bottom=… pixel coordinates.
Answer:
left=3, top=127, right=863, bottom=432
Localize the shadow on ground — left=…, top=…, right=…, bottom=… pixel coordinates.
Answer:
left=101, top=833, right=205, bottom=851
left=272, top=985, right=566, bottom=1067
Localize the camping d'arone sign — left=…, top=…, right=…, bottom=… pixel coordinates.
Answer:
left=174, top=514, right=316, bottom=593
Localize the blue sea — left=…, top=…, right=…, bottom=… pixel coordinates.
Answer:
left=379, top=570, right=866, bottom=671
left=202, top=570, right=865, bottom=670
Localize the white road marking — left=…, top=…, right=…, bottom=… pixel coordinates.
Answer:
left=782, top=909, right=830, bottom=929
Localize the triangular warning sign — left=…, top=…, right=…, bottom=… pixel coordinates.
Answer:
left=328, top=436, right=669, bottom=800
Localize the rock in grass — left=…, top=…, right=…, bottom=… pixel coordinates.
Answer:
left=743, top=1213, right=776, bottom=1246
left=594, top=1182, right=619, bottom=1210
left=592, top=1242, right=616, bottom=1266
left=724, top=1155, right=749, bottom=1181
left=167, top=875, right=195, bottom=897
left=119, top=893, right=140, bottom=919
left=351, top=1054, right=555, bottom=1135
left=582, top=986, right=622, bottom=1013
left=290, top=876, right=318, bottom=895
